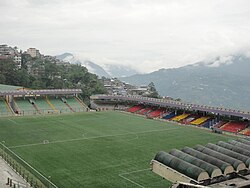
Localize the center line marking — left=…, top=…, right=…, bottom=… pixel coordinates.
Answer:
left=9, top=128, right=179, bottom=148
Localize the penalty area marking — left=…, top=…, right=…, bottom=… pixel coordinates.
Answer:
left=118, top=168, right=151, bottom=188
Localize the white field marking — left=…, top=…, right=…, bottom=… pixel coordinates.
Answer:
left=119, top=168, right=151, bottom=176
left=118, top=168, right=150, bottom=188
left=118, top=129, right=139, bottom=142
left=1, top=143, right=58, bottom=188
left=9, top=127, right=179, bottom=149
left=123, top=134, right=139, bottom=142
left=8, top=119, right=19, bottom=125
left=119, top=174, right=145, bottom=188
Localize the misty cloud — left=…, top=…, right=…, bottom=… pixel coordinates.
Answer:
left=1, top=0, right=250, bottom=72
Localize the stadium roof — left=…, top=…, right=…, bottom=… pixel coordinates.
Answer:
left=91, top=95, right=250, bottom=119
left=0, top=89, right=82, bottom=96
left=0, top=84, right=23, bottom=91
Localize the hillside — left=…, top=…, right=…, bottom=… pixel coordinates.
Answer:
left=121, top=55, right=250, bottom=110
left=0, top=50, right=107, bottom=103
left=57, top=53, right=111, bottom=78
left=57, top=53, right=139, bottom=78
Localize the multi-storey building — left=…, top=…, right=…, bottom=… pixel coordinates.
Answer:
left=27, top=48, right=40, bottom=58
left=13, top=54, right=22, bottom=69
left=0, top=44, right=22, bottom=68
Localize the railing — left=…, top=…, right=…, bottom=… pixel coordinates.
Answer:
left=0, top=111, right=13, bottom=117
left=91, top=94, right=250, bottom=119
left=6, top=177, right=30, bottom=188
left=0, top=143, right=58, bottom=188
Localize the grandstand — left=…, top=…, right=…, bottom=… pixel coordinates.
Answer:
left=240, top=127, right=250, bottom=136
left=220, top=121, right=248, bottom=133
left=65, top=97, right=85, bottom=112
left=1, top=87, right=250, bottom=187
left=15, top=98, right=38, bottom=115
left=91, top=94, right=250, bottom=136
left=213, top=121, right=227, bottom=128
left=49, top=97, right=69, bottom=113
left=147, top=108, right=166, bottom=118
left=181, top=115, right=198, bottom=124
left=35, top=97, right=54, bottom=113
left=91, top=95, right=250, bottom=119
left=127, top=104, right=144, bottom=113
left=171, top=113, right=190, bottom=122
left=0, top=99, right=12, bottom=116
left=0, top=88, right=87, bottom=116
left=191, top=117, right=211, bottom=126
left=138, top=106, right=153, bottom=115
left=163, top=112, right=176, bottom=120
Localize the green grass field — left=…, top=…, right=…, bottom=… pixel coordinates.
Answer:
left=0, top=111, right=232, bottom=188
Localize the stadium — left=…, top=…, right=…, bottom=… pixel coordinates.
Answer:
left=0, top=85, right=250, bottom=188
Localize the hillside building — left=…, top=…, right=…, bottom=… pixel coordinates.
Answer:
left=0, top=44, right=22, bottom=68
left=27, top=48, right=40, bottom=58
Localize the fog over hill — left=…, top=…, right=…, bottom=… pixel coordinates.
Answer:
left=121, top=55, right=250, bottom=111
left=57, top=53, right=139, bottom=78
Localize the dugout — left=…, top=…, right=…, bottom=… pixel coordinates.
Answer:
left=151, top=138, right=250, bottom=188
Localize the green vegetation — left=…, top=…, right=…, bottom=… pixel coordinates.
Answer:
left=0, top=84, right=22, bottom=91
left=147, top=82, right=160, bottom=98
left=0, top=56, right=107, bottom=103
left=0, top=111, right=231, bottom=188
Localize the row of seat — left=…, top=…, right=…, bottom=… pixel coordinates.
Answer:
left=127, top=105, right=211, bottom=125
left=138, top=107, right=153, bottom=115
left=126, top=105, right=250, bottom=136
left=191, top=117, right=211, bottom=126
left=171, top=114, right=190, bottom=121
left=127, top=105, right=144, bottom=113
left=220, top=121, right=248, bottom=133
left=0, top=97, right=86, bottom=116
left=127, top=105, right=167, bottom=118
left=240, top=128, right=250, bottom=136
left=0, top=99, right=11, bottom=115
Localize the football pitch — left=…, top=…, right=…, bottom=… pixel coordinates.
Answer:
left=0, top=111, right=231, bottom=188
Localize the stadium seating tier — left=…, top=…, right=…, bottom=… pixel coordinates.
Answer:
left=127, top=105, right=144, bottom=113
left=220, top=121, right=248, bottom=133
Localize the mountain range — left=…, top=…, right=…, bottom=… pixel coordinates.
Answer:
left=56, top=53, right=138, bottom=78
left=120, top=55, right=250, bottom=111
left=57, top=52, right=250, bottom=111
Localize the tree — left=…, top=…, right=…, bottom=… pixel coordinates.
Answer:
left=147, top=82, right=159, bottom=98
left=0, top=55, right=107, bottom=103
left=0, top=58, right=17, bottom=85
left=16, top=69, right=31, bottom=87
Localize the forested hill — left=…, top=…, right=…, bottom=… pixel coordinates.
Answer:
left=121, top=55, right=250, bottom=111
left=0, top=54, right=107, bottom=102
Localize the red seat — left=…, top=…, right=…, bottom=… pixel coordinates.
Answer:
left=127, top=105, right=144, bottom=113
left=147, top=108, right=165, bottom=118
left=220, top=121, right=248, bottom=133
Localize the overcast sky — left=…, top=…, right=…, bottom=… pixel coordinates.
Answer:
left=1, top=0, right=250, bottom=72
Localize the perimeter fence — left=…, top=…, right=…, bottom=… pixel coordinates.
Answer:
left=0, top=143, right=58, bottom=188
